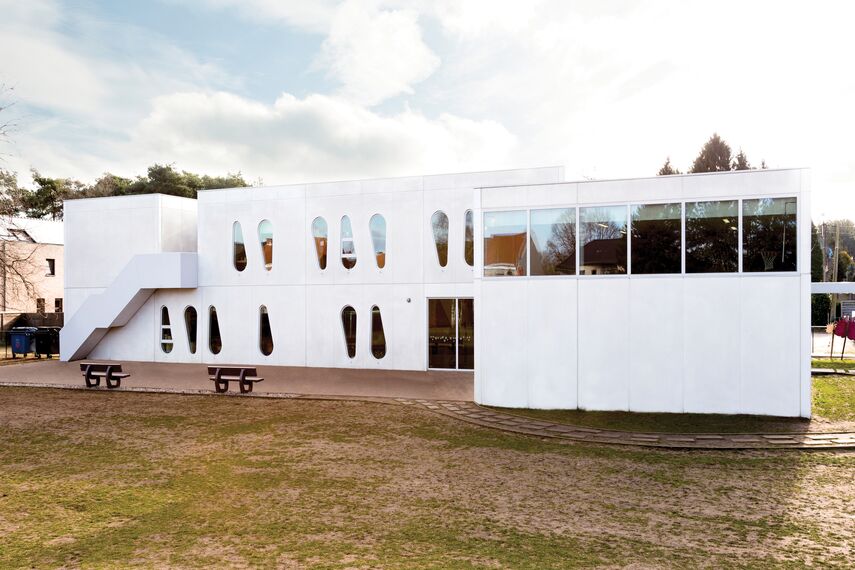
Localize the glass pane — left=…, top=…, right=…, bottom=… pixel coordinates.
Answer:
left=259, top=305, right=274, bottom=356
left=743, top=197, right=797, bottom=272
left=686, top=200, right=738, bottom=273
left=312, top=217, right=328, bottom=270
left=341, top=216, right=356, bottom=270
left=233, top=222, right=247, bottom=272
left=431, top=211, right=449, bottom=267
left=258, top=220, right=273, bottom=271
left=458, top=298, right=474, bottom=370
left=630, top=203, right=682, bottom=274
left=184, top=306, right=197, bottom=354
left=370, top=214, right=386, bottom=269
left=484, top=210, right=527, bottom=276
left=341, top=305, right=357, bottom=358
left=209, top=306, right=222, bottom=355
left=579, top=206, right=627, bottom=275
left=371, top=305, right=386, bottom=359
left=531, top=207, right=576, bottom=275
left=160, top=306, right=172, bottom=354
left=464, top=210, right=474, bottom=267
left=428, top=299, right=456, bottom=368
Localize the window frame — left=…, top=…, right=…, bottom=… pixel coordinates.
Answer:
left=482, top=209, right=529, bottom=278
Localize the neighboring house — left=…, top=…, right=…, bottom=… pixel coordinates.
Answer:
left=0, top=217, right=64, bottom=316
left=60, top=167, right=811, bottom=418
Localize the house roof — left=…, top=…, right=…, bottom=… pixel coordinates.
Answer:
left=0, top=216, right=64, bottom=245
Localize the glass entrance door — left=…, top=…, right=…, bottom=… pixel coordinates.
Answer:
left=428, top=298, right=474, bottom=370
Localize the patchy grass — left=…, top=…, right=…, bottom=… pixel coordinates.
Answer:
left=812, top=358, right=855, bottom=370
left=0, top=387, right=853, bottom=568
left=494, top=375, right=855, bottom=434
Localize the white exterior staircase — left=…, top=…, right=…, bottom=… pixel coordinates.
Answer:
left=60, top=253, right=198, bottom=361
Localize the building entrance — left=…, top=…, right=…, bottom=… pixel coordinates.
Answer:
left=427, top=298, right=473, bottom=370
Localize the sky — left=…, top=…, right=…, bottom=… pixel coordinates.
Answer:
left=0, top=0, right=853, bottom=220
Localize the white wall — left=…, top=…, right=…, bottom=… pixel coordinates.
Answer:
left=475, top=168, right=811, bottom=417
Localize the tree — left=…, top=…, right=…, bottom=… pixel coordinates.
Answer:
left=0, top=84, right=14, bottom=158
left=657, top=157, right=681, bottom=176
left=732, top=148, right=750, bottom=171
left=23, top=171, right=85, bottom=220
left=690, top=133, right=733, bottom=173
left=124, top=163, right=248, bottom=199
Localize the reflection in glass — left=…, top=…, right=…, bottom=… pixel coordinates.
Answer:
left=312, top=217, right=328, bottom=270
left=341, top=216, right=356, bottom=269
left=428, top=299, right=456, bottom=368
left=259, top=305, right=274, bottom=356
left=743, top=197, right=797, bottom=272
left=531, top=208, right=576, bottom=275
left=458, top=298, right=474, bottom=370
left=258, top=220, right=273, bottom=270
left=371, top=305, right=386, bottom=359
left=341, top=305, right=357, bottom=358
left=209, top=306, right=222, bottom=355
left=484, top=210, right=527, bottom=276
left=464, top=210, right=474, bottom=267
left=184, top=306, right=197, bottom=354
left=631, top=203, right=682, bottom=274
left=161, top=306, right=173, bottom=354
left=369, top=214, right=386, bottom=269
left=233, top=222, right=247, bottom=271
left=686, top=200, right=738, bottom=273
left=431, top=211, right=449, bottom=267
left=579, top=206, right=627, bottom=275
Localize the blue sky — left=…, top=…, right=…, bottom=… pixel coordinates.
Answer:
left=1, top=0, right=854, bottom=219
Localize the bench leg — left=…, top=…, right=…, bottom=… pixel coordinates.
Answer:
left=106, top=376, right=121, bottom=389
left=84, top=365, right=99, bottom=388
left=215, top=379, right=229, bottom=393
left=239, top=380, right=252, bottom=394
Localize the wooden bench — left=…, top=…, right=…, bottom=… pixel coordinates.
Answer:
left=80, top=363, right=130, bottom=389
left=207, top=366, right=264, bottom=393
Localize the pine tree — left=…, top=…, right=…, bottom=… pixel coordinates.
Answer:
left=732, top=148, right=750, bottom=170
left=690, top=133, right=733, bottom=173
left=657, top=157, right=681, bottom=176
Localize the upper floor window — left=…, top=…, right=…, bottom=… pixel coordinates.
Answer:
left=184, top=306, right=197, bottom=354
left=531, top=207, right=576, bottom=275
left=54, top=298, right=63, bottom=313
left=259, top=305, right=274, bottom=356
left=686, top=200, right=738, bottom=273
left=743, top=197, right=797, bottom=272
left=341, top=305, right=357, bottom=358
left=464, top=210, right=474, bottom=267
left=258, top=220, right=273, bottom=271
left=233, top=222, right=247, bottom=272
left=160, top=306, right=173, bottom=354
left=370, top=214, right=386, bottom=269
left=630, top=203, right=682, bottom=274
left=312, top=217, right=328, bottom=270
left=46, top=258, right=56, bottom=276
left=431, top=211, right=449, bottom=268
left=579, top=206, right=627, bottom=275
left=209, top=306, right=222, bottom=355
left=341, top=215, right=356, bottom=269
left=483, top=210, right=527, bottom=276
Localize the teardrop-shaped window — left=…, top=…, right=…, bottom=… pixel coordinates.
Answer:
left=431, top=211, right=449, bottom=267
left=341, top=305, right=357, bottom=358
left=233, top=222, right=247, bottom=272
left=258, top=220, right=273, bottom=271
left=464, top=209, right=474, bottom=267
left=341, top=216, right=356, bottom=269
left=184, top=306, right=197, bottom=354
left=312, top=217, right=328, bottom=270
left=370, top=214, right=386, bottom=269
left=209, top=305, right=222, bottom=355
left=371, top=305, right=386, bottom=359
left=259, top=305, right=274, bottom=356
left=160, top=306, right=173, bottom=354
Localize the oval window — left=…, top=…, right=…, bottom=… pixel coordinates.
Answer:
left=233, top=222, right=247, bottom=272
left=341, top=305, right=357, bottom=358
left=258, top=220, right=273, bottom=271
left=259, top=305, right=274, bottom=356
left=209, top=305, right=222, bottom=355
left=184, top=306, right=197, bottom=354
left=431, top=211, right=449, bottom=267
left=371, top=305, right=386, bottom=359
left=160, top=306, right=173, bottom=354
left=341, top=216, right=356, bottom=270
left=370, top=214, right=386, bottom=269
left=464, top=209, right=474, bottom=267
left=312, top=217, right=328, bottom=270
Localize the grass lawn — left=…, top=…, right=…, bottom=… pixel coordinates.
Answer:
left=492, top=373, right=855, bottom=434
left=812, top=358, right=855, bottom=370
left=1, top=388, right=853, bottom=568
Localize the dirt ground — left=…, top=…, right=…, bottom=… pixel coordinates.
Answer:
left=1, top=387, right=853, bottom=568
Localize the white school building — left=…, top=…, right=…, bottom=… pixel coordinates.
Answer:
left=60, top=166, right=811, bottom=417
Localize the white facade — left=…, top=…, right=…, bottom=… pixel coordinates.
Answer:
left=61, top=167, right=811, bottom=417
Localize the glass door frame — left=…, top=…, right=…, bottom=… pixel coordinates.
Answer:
left=426, top=297, right=473, bottom=371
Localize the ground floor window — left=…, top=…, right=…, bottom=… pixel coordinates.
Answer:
left=209, top=306, right=222, bottom=354
left=428, top=298, right=474, bottom=370
left=160, top=306, right=173, bottom=354
left=341, top=305, right=357, bottom=358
